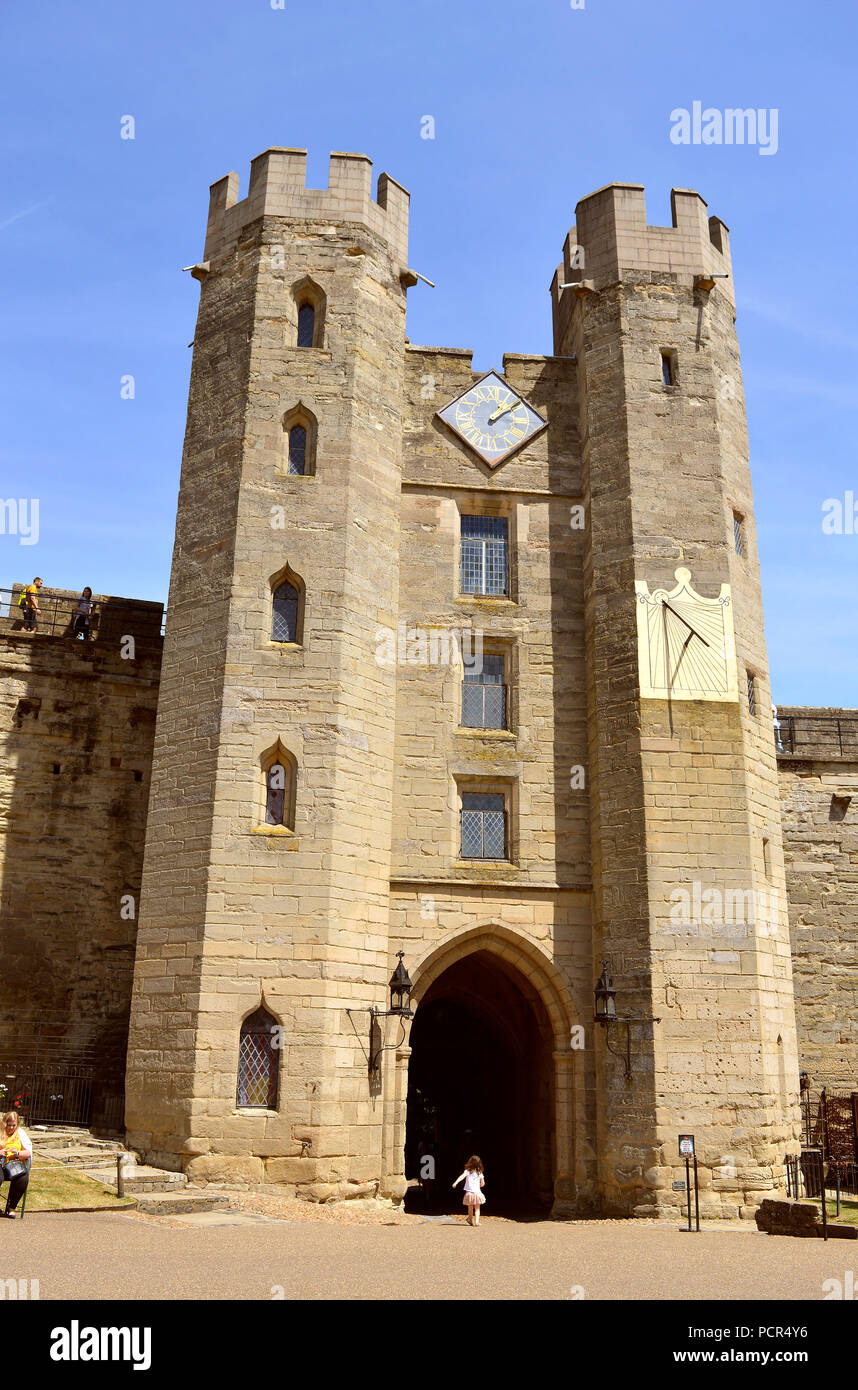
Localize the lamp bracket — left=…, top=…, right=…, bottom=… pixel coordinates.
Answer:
left=598, top=1016, right=662, bottom=1085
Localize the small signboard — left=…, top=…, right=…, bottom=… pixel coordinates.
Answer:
left=678, top=1134, right=695, bottom=1157
left=672, top=1180, right=686, bottom=1191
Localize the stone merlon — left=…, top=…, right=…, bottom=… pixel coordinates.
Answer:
left=204, top=147, right=410, bottom=264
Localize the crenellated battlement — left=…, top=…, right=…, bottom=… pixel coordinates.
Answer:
left=203, top=147, right=409, bottom=263
left=550, top=183, right=732, bottom=342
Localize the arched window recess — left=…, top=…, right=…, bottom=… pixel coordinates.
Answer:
left=270, top=565, right=305, bottom=645
left=236, top=1001, right=280, bottom=1109
left=291, top=276, right=326, bottom=349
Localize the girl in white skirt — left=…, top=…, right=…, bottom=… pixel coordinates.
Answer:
left=453, top=1155, right=486, bottom=1225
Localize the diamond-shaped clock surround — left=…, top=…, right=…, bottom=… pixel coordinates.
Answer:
left=435, top=370, right=547, bottom=468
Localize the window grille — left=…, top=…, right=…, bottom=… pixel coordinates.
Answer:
left=297, top=303, right=315, bottom=347
left=236, top=1007, right=279, bottom=1109
left=460, top=792, right=507, bottom=859
left=288, top=425, right=307, bottom=475
left=272, top=582, right=299, bottom=643
left=462, top=654, right=506, bottom=729
left=460, top=516, right=508, bottom=596
left=266, top=763, right=287, bottom=825
left=733, top=512, right=745, bottom=556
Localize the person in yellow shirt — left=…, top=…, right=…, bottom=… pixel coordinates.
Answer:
left=0, top=1111, right=32, bottom=1218
left=20, top=576, right=42, bottom=633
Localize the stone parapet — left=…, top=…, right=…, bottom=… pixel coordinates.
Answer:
left=204, top=148, right=409, bottom=264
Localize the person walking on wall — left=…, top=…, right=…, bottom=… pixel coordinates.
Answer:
left=18, top=577, right=42, bottom=632
left=453, top=1154, right=486, bottom=1226
left=72, top=587, right=94, bottom=639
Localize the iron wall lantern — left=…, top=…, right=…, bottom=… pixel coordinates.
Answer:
left=593, top=959, right=660, bottom=1083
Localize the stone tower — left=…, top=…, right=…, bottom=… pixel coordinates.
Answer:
left=125, top=155, right=801, bottom=1216
left=125, top=149, right=410, bottom=1192
left=551, top=185, right=801, bottom=1214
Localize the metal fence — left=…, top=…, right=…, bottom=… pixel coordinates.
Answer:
left=785, top=1088, right=858, bottom=1232
left=0, top=587, right=166, bottom=639
left=0, top=587, right=89, bottom=637
left=0, top=1019, right=127, bottom=1132
left=776, top=715, right=858, bottom=759
left=0, top=1062, right=127, bottom=1132
left=785, top=1150, right=858, bottom=1209
left=801, top=1087, right=858, bottom=1161
left=0, top=1063, right=94, bottom=1126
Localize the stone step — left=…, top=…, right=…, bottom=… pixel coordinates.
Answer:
left=135, top=1190, right=231, bottom=1217
left=85, top=1166, right=188, bottom=1194
left=123, top=1167, right=188, bottom=1194
left=31, top=1131, right=126, bottom=1152
left=37, top=1146, right=121, bottom=1168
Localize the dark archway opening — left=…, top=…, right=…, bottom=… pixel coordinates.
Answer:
left=404, top=950, right=555, bottom=1216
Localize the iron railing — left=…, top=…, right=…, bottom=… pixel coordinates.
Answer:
left=776, top=714, right=858, bottom=759
left=0, top=1020, right=126, bottom=1131
left=786, top=1088, right=858, bottom=1227
left=785, top=1151, right=858, bottom=1206
left=0, top=1060, right=126, bottom=1132
left=0, top=587, right=91, bottom=637
left=0, top=587, right=166, bottom=639
left=0, top=1063, right=95, bottom=1126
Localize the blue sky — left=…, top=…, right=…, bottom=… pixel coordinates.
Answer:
left=1, top=0, right=855, bottom=705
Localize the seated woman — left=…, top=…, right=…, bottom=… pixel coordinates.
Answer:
left=0, top=1111, right=32, bottom=1218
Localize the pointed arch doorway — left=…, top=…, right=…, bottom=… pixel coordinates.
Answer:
left=404, top=947, right=557, bottom=1214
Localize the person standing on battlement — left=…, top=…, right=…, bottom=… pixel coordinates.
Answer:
left=72, top=587, right=95, bottom=640
left=18, top=576, right=42, bottom=633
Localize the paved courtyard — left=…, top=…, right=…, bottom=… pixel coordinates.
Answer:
left=0, top=1212, right=853, bottom=1300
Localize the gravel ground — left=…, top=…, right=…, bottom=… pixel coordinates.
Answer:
left=1, top=1208, right=849, bottom=1301
left=223, top=1190, right=426, bottom=1225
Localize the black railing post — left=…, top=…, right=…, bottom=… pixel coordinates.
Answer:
left=821, top=1088, right=828, bottom=1240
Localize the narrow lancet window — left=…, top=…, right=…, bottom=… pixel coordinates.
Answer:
left=297, top=302, right=315, bottom=347
left=237, top=1006, right=279, bottom=1108
left=272, top=582, right=299, bottom=643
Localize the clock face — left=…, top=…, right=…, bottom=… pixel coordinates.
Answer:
left=635, top=568, right=738, bottom=702
left=436, top=371, right=546, bottom=468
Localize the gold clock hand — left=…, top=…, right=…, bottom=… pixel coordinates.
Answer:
left=488, top=398, right=519, bottom=423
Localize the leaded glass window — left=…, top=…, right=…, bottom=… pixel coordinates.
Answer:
left=272, top=581, right=299, bottom=643
left=462, top=654, right=506, bottom=729
left=266, top=763, right=287, bottom=825
left=237, top=1006, right=279, bottom=1109
left=460, top=516, right=508, bottom=596
left=733, top=511, right=745, bottom=557
left=288, top=425, right=307, bottom=475
left=461, top=792, right=506, bottom=860
left=297, top=302, right=315, bottom=347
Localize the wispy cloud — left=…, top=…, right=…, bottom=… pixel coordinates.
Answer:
left=0, top=198, right=54, bottom=233
left=748, top=370, right=858, bottom=409
left=739, top=293, right=858, bottom=352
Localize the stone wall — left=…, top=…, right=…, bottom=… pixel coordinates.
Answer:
left=777, top=707, right=858, bottom=1091
left=0, top=590, right=162, bottom=1124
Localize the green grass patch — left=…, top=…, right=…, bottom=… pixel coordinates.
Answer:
left=20, top=1159, right=136, bottom=1212
left=824, top=1198, right=858, bottom=1226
